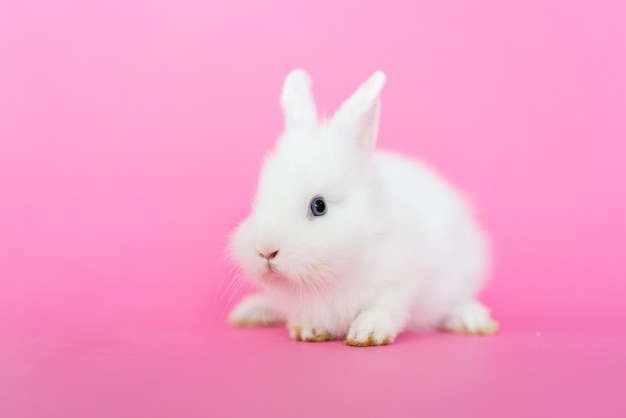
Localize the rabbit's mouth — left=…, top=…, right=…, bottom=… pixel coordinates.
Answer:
left=259, top=266, right=290, bottom=288
left=262, top=261, right=285, bottom=280
left=265, top=261, right=278, bottom=273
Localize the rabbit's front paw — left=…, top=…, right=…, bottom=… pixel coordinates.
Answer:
left=228, top=294, right=284, bottom=327
left=345, top=311, right=397, bottom=347
left=442, top=299, right=499, bottom=336
left=289, top=326, right=332, bottom=342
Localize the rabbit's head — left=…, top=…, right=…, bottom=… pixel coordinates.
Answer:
left=231, top=70, right=387, bottom=291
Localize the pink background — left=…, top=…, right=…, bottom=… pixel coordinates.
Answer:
left=1, top=0, right=625, bottom=417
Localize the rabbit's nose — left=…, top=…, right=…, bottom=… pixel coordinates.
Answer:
left=259, top=250, right=279, bottom=260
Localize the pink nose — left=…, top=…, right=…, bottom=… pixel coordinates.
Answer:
left=259, top=250, right=279, bottom=260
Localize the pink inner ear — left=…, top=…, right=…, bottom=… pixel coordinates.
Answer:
left=329, top=72, right=386, bottom=155
left=330, top=98, right=381, bottom=157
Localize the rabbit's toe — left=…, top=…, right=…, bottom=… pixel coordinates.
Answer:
left=345, top=311, right=397, bottom=347
left=289, top=326, right=332, bottom=342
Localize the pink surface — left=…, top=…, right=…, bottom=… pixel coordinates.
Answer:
left=1, top=0, right=625, bottom=417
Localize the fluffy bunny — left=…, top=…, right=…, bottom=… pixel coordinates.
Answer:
left=228, top=70, right=498, bottom=346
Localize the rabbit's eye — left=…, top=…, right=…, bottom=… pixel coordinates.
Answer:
left=309, top=197, right=327, bottom=217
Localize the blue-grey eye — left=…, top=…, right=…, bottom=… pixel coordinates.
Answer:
left=310, top=197, right=327, bottom=217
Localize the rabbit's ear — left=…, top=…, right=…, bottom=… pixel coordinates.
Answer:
left=331, top=71, right=386, bottom=156
left=280, top=69, right=318, bottom=131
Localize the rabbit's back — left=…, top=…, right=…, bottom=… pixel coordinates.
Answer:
left=370, top=150, right=490, bottom=324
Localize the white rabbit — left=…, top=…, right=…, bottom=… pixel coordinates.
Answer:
left=228, top=70, right=498, bottom=346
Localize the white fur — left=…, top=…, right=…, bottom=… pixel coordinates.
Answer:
left=228, top=70, right=497, bottom=345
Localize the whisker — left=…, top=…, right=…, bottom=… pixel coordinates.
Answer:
left=218, top=270, right=253, bottom=324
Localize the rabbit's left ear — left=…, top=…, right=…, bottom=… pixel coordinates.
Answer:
left=331, top=71, right=386, bottom=156
left=280, top=69, right=318, bottom=132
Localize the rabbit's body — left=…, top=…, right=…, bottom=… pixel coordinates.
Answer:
left=228, top=70, right=497, bottom=346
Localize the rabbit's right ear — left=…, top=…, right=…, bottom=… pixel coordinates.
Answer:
left=280, top=69, right=318, bottom=131
left=330, top=71, right=386, bottom=157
